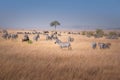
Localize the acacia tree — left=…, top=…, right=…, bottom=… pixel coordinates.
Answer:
left=50, top=21, right=60, bottom=31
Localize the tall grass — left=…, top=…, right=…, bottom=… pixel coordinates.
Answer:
left=0, top=33, right=120, bottom=80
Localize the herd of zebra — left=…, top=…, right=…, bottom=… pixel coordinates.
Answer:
left=22, top=33, right=74, bottom=50
left=1, top=31, right=18, bottom=40
left=0, top=30, right=74, bottom=50
left=91, top=42, right=111, bottom=49
left=1, top=30, right=112, bottom=50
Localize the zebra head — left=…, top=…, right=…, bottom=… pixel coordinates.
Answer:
left=54, top=39, right=61, bottom=44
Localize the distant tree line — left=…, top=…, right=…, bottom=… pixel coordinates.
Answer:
left=81, top=29, right=120, bottom=39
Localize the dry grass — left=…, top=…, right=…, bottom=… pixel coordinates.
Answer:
left=0, top=30, right=120, bottom=80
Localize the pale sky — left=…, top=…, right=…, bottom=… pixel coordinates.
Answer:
left=0, top=0, right=120, bottom=30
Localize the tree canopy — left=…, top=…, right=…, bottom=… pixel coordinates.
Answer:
left=50, top=21, right=60, bottom=31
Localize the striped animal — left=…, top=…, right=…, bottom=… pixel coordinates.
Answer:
left=91, top=42, right=97, bottom=49
left=22, top=34, right=29, bottom=42
left=98, top=43, right=111, bottom=49
left=68, top=36, right=74, bottom=42
left=33, top=34, right=40, bottom=41
left=46, top=34, right=52, bottom=40
left=11, top=34, right=18, bottom=39
left=55, top=39, right=72, bottom=50
left=2, top=33, right=8, bottom=39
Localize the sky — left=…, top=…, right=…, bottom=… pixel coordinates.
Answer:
left=0, top=0, right=120, bottom=30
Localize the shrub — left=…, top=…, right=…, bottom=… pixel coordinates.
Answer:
left=105, top=31, right=119, bottom=39
left=95, top=29, right=104, bottom=37
left=109, top=32, right=117, bottom=36
left=28, top=40, right=33, bottom=44
left=86, top=31, right=94, bottom=37
left=82, top=31, right=86, bottom=35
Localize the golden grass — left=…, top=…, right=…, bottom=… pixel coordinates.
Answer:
left=0, top=30, right=120, bottom=80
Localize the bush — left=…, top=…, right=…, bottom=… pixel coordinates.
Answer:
left=109, top=32, right=117, bottom=36
left=28, top=40, right=33, bottom=44
left=82, top=31, right=86, bottom=35
left=105, top=31, right=119, bottom=39
left=104, top=33, right=108, bottom=36
left=87, top=31, right=94, bottom=37
left=95, top=29, right=104, bottom=37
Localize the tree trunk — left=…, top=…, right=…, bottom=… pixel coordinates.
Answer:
left=55, top=25, right=57, bottom=34
left=55, top=25, right=56, bottom=31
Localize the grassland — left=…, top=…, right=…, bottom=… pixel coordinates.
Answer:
left=0, top=30, right=120, bottom=80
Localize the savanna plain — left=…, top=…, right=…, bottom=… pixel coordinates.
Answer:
left=0, top=30, right=120, bottom=80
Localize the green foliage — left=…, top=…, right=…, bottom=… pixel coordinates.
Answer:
left=87, top=31, right=94, bottom=36
left=50, top=21, right=60, bottom=31
left=82, top=31, right=86, bottom=35
left=95, top=29, right=104, bottom=37
left=104, top=33, right=108, bottom=36
left=96, top=29, right=104, bottom=34
left=109, top=31, right=117, bottom=36
left=28, top=40, right=33, bottom=44
left=86, top=31, right=94, bottom=37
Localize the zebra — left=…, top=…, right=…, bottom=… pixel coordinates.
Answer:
left=2, top=33, right=8, bottom=39
left=54, top=38, right=62, bottom=44
left=46, top=34, right=52, bottom=40
left=7, top=34, right=12, bottom=39
left=91, top=42, right=97, bottom=49
left=98, top=43, right=104, bottom=49
left=22, top=34, right=29, bottom=42
left=46, top=33, right=58, bottom=40
left=98, top=43, right=111, bottom=49
left=68, top=36, right=74, bottom=42
left=11, top=34, right=18, bottom=39
left=55, top=38, right=72, bottom=50
left=2, top=32, right=18, bottom=40
left=33, top=34, right=40, bottom=41
left=104, top=43, right=111, bottom=48
left=52, top=34, right=58, bottom=40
